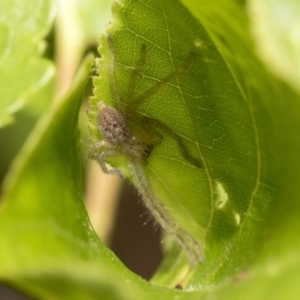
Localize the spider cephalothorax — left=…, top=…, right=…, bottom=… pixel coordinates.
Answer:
left=96, top=101, right=155, bottom=165
left=97, top=102, right=130, bottom=146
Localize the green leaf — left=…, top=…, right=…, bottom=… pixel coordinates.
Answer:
left=182, top=0, right=300, bottom=289
left=89, top=0, right=280, bottom=285
left=0, top=0, right=55, bottom=127
left=248, top=0, right=300, bottom=94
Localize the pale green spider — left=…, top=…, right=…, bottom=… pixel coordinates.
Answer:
left=90, top=34, right=202, bottom=266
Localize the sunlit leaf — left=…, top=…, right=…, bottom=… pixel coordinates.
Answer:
left=248, top=0, right=300, bottom=94
left=0, top=0, right=56, bottom=127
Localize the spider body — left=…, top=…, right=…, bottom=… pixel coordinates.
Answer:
left=90, top=34, right=202, bottom=266
left=96, top=101, right=156, bottom=166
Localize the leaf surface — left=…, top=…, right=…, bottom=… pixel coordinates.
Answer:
left=90, top=0, right=277, bottom=284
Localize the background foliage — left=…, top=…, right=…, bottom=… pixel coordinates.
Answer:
left=0, top=0, right=300, bottom=299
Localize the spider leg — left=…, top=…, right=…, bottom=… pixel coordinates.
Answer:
left=132, top=51, right=197, bottom=110
left=141, top=116, right=203, bottom=168
left=107, top=34, right=147, bottom=106
left=106, top=34, right=121, bottom=107
left=128, top=162, right=202, bottom=266
left=127, top=44, right=147, bottom=100
left=91, top=140, right=126, bottom=178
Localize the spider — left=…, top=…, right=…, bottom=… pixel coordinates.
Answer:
left=89, top=34, right=202, bottom=266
